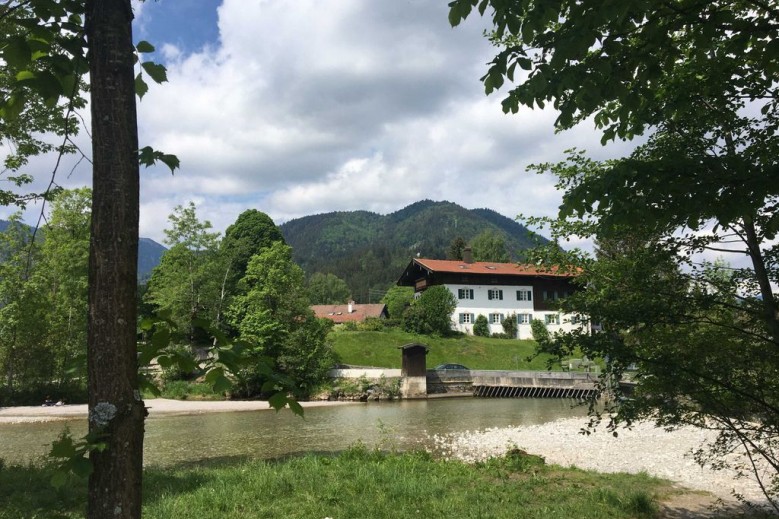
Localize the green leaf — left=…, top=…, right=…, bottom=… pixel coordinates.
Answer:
left=141, top=61, right=168, bottom=84
left=136, top=40, right=155, bottom=53
left=151, top=326, right=171, bottom=351
left=50, top=470, right=68, bottom=489
left=287, top=399, right=304, bottom=417
left=50, top=435, right=76, bottom=459
left=268, top=391, right=288, bottom=411
left=15, top=70, right=36, bottom=82
left=204, top=366, right=225, bottom=385
left=135, top=73, right=149, bottom=100
left=138, top=375, right=161, bottom=397
left=158, top=153, right=180, bottom=173
left=71, top=456, right=93, bottom=477
left=3, top=36, right=32, bottom=69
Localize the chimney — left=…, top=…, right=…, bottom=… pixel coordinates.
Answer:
left=463, top=247, right=473, bottom=264
left=348, top=300, right=354, bottom=313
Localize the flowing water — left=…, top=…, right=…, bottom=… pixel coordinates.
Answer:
left=0, top=398, right=587, bottom=467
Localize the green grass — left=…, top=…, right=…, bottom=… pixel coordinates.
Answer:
left=331, top=328, right=560, bottom=370
left=0, top=449, right=682, bottom=519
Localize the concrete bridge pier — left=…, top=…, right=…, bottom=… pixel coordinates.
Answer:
left=398, top=343, right=428, bottom=399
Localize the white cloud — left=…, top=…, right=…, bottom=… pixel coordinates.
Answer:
left=6, top=0, right=640, bottom=244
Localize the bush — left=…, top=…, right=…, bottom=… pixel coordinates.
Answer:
left=402, top=285, right=457, bottom=336
left=358, top=317, right=385, bottom=331
left=159, top=380, right=222, bottom=400
left=341, top=321, right=358, bottom=331
left=502, top=314, right=518, bottom=338
left=473, top=315, right=490, bottom=337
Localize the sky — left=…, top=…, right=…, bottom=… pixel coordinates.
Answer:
left=5, top=0, right=640, bottom=245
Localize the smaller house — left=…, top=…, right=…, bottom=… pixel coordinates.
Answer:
left=312, top=301, right=388, bottom=324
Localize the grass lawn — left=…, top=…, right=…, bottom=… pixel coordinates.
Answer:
left=330, top=328, right=560, bottom=370
left=0, top=448, right=682, bottom=519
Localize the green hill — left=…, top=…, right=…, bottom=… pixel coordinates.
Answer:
left=280, top=200, right=544, bottom=302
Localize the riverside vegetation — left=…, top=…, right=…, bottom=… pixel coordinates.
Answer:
left=1, top=447, right=677, bottom=519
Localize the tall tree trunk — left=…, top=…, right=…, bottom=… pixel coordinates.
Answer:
left=85, top=2, right=145, bottom=518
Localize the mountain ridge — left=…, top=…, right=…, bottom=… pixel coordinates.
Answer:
left=280, top=200, right=545, bottom=302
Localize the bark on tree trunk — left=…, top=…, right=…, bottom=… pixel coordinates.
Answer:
left=85, top=2, right=146, bottom=518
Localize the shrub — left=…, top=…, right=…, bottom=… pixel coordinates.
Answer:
left=358, top=317, right=385, bottom=331
left=402, top=285, right=457, bottom=336
left=502, top=314, right=518, bottom=338
left=341, top=321, right=358, bottom=331
left=473, top=315, right=490, bottom=337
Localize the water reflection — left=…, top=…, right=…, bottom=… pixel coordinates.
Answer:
left=0, top=398, right=587, bottom=467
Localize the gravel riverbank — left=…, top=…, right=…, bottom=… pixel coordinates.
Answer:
left=0, top=398, right=359, bottom=424
left=428, top=417, right=771, bottom=507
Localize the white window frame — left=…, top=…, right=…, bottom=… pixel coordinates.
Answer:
left=489, top=313, right=504, bottom=324
left=544, top=313, right=560, bottom=325
left=459, top=313, right=474, bottom=324
left=516, top=290, right=532, bottom=301
left=518, top=313, right=532, bottom=324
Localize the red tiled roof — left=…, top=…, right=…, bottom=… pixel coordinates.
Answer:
left=412, top=258, right=579, bottom=277
left=311, top=303, right=388, bottom=323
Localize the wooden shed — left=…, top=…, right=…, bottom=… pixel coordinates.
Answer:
left=398, top=343, right=428, bottom=378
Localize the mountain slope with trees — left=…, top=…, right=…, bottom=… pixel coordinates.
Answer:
left=280, top=200, right=543, bottom=302
left=0, top=220, right=166, bottom=280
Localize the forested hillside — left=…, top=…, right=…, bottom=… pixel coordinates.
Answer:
left=280, top=200, right=542, bottom=302
left=0, top=219, right=166, bottom=279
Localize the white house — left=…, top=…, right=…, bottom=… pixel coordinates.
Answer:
left=396, top=254, right=586, bottom=339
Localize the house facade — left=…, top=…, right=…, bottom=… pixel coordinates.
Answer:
left=396, top=256, right=585, bottom=339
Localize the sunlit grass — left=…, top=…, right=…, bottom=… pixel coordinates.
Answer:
left=0, top=448, right=679, bottom=519
left=330, top=328, right=559, bottom=370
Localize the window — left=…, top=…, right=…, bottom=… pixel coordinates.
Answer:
left=544, top=314, right=560, bottom=325
left=543, top=290, right=559, bottom=301
left=488, top=289, right=503, bottom=300
left=516, top=290, right=532, bottom=301
left=489, top=313, right=504, bottom=324
left=458, top=288, right=474, bottom=300
left=459, top=313, right=474, bottom=324
left=518, top=313, right=532, bottom=324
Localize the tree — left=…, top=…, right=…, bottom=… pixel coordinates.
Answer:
left=448, top=0, right=777, bottom=142
left=82, top=3, right=147, bottom=516
left=228, top=242, right=336, bottom=397
left=403, top=285, right=458, bottom=336
left=471, top=230, right=509, bottom=263
left=0, top=215, right=49, bottom=397
left=382, top=285, right=414, bottom=320
left=0, top=189, right=91, bottom=403
left=144, top=202, right=226, bottom=344
left=39, top=188, right=91, bottom=384
left=221, top=209, right=285, bottom=284
left=451, top=0, right=779, bottom=506
left=447, top=236, right=466, bottom=260
left=473, top=314, right=489, bottom=337
left=307, top=272, right=350, bottom=305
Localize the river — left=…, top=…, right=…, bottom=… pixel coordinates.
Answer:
left=0, top=398, right=587, bottom=467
